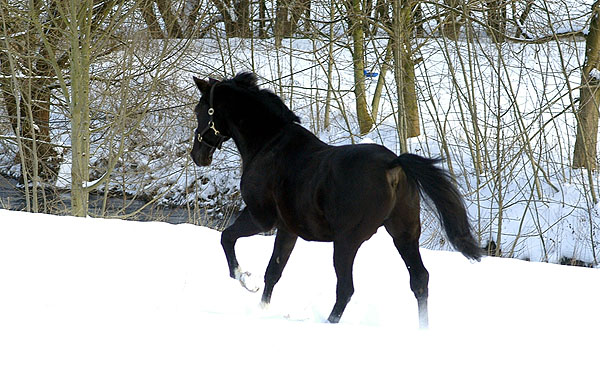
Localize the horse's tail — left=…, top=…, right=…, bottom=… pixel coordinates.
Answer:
left=389, top=153, right=483, bottom=261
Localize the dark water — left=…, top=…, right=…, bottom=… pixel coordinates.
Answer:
left=0, top=174, right=235, bottom=229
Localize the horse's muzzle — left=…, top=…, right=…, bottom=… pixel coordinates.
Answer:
left=190, top=149, right=212, bottom=167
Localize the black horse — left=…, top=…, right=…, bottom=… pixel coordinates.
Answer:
left=190, top=72, right=482, bottom=328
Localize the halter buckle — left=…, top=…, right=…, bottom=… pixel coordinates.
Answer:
left=210, top=122, right=220, bottom=136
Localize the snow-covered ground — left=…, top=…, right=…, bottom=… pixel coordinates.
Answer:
left=1, top=209, right=599, bottom=389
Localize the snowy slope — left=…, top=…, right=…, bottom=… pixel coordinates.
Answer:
left=0, top=209, right=599, bottom=389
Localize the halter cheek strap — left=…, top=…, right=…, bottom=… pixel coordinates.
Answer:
left=197, top=82, right=227, bottom=149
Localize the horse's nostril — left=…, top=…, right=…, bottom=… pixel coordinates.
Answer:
left=191, top=150, right=203, bottom=167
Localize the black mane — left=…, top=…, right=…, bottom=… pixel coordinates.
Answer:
left=225, top=72, right=300, bottom=126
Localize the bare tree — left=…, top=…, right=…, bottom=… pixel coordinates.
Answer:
left=25, top=0, right=128, bottom=216
left=486, top=0, right=507, bottom=43
left=440, top=0, right=464, bottom=40
left=274, top=0, right=311, bottom=43
left=211, top=0, right=252, bottom=37
left=0, top=1, right=61, bottom=199
left=0, top=0, right=169, bottom=216
left=512, top=0, right=533, bottom=38
left=139, top=0, right=165, bottom=37
left=574, top=0, right=600, bottom=171
left=388, top=0, right=420, bottom=148
left=344, top=0, right=374, bottom=134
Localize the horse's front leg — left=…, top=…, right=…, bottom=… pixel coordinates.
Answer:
left=221, top=208, right=265, bottom=292
left=328, top=238, right=363, bottom=323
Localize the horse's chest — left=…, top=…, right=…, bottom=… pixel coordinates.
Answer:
left=241, top=166, right=333, bottom=241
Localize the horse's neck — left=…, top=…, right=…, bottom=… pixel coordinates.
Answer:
left=232, top=122, right=283, bottom=162
left=235, top=122, right=318, bottom=166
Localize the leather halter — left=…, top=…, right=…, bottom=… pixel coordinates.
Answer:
left=197, top=82, right=227, bottom=150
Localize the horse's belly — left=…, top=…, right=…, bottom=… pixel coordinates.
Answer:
left=297, top=226, right=334, bottom=242
left=296, top=228, right=334, bottom=242
left=279, top=211, right=333, bottom=242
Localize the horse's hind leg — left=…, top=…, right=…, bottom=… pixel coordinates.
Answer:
left=384, top=214, right=429, bottom=329
left=221, top=208, right=266, bottom=291
left=261, top=228, right=298, bottom=306
left=396, top=239, right=429, bottom=328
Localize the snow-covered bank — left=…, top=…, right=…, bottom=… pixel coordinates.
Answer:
left=2, top=32, right=600, bottom=265
left=1, top=209, right=599, bottom=389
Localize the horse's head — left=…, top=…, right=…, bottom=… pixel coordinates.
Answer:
left=190, top=72, right=300, bottom=166
left=190, top=76, right=230, bottom=166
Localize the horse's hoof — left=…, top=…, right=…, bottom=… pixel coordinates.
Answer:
left=238, top=271, right=259, bottom=293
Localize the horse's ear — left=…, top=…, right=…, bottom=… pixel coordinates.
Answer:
left=193, top=76, right=210, bottom=94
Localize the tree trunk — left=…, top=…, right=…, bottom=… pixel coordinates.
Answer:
left=156, top=0, right=184, bottom=38
left=441, top=0, right=463, bottom=40
left=212, top=0, right=251, bottom=38
left=371, top=40, right=393, bottom=121
left=211, top=0, right=235, bottom=36
left=573, top=0, right=600, bottom=171
left=346, top=0, right=373, bottom=135
left=23, top=81, right=59, bottom=186
left=323, top=0, right=335, bottom=130
left=275, top=0, right=290, bottom=45
left=258, top=0, right=267, bottom=38
left=513, top=0, right=533, bottom=39
left=275, top=0, right=310, bottom=45
left=401, top=46, right=420, bottom=139
left=486, top=0, right=507, bottom=43
left=0, top=56, right=59, bottom=189
left=68, top=0, right=93, bottom=217
left=234, top=0, right=251, bottom=38
left=139, top=0, right=164, bottom=38
left=374, top=0, right=391, bottom=35
left=392, top=0, right=420, bottom=149
left=183, top=0, right=202, bottom=36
